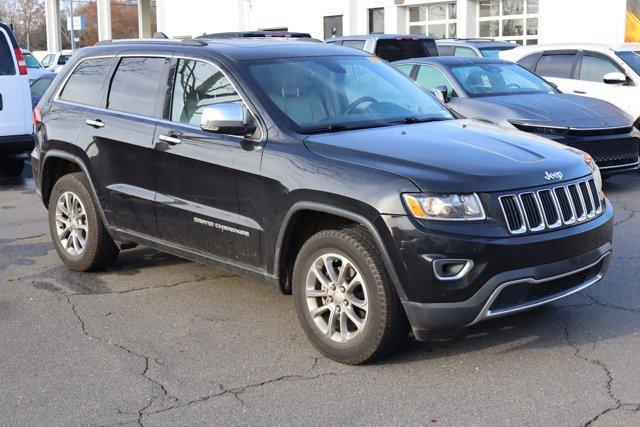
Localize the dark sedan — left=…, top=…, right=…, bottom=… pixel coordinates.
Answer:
left=394, top=57, right=640, bottom=175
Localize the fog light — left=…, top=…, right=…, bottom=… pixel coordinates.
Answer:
left=432, top=259, right=474, bottom=281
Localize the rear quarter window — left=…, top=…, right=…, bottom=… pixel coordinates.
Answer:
left=60, top=57, right=115, bottom=106
left=0, top=31, right=16, bottom=76
left=342, top=40, right=366, bottom=50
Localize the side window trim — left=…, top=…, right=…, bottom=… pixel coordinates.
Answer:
left=164, top=54, right=265, bottom=141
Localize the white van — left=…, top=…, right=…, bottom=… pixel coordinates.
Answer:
left=0, top=23, right=33, bottom=177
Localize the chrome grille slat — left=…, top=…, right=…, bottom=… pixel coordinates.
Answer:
left=500, top=178, right=603, bottom=235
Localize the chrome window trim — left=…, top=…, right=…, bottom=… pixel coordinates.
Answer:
left=469, top=251, right=610, bottom=326
left=52, top=52, right=266, bottom=143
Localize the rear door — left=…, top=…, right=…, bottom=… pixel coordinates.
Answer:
left=74, top=54, right=171, bottom=237
left=0, top=26, right=29, bottom=137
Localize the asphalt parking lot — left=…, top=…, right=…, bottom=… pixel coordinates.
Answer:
left=1, top=165, right=640, bottom=426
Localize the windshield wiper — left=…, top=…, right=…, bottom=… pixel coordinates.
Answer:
left=398, top=116, right=452, bottom=124
left=300, top=124, right=351, bottom=134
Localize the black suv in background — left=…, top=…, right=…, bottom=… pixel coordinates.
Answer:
left=436, top=38, right=517, bottom=58
left=33, top=38, right=612, bottom=364
left=326, top=34, right=438, bottom=62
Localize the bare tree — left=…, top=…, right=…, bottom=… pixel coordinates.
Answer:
left=15, top=0, right=44, bottom=49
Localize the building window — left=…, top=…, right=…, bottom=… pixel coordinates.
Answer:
left=477, top=0, right=538, bottom=45
left=408, top=3, right=457, bottom=39
left=369, top=8, right=385, bottom=33
left=324, top=15, right=343, bottom=39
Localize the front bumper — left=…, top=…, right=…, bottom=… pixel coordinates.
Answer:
left=383, top=200, right=613, bottom=339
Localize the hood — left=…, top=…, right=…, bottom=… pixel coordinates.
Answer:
left=304, top=119, right=591, bottom=193
left=458, top=93, right=632, bottom=128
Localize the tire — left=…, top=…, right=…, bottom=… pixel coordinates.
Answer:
left=292, top=227, right=407, bottom=364
left=0, top=159, right=25, bottom=177
left=48, top=172, right=119, bottom=271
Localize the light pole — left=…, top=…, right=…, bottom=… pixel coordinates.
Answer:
left=69, top=0, right=76, bottom=51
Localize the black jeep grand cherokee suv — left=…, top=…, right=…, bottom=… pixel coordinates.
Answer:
left=32, top=38, right=613, bottom=364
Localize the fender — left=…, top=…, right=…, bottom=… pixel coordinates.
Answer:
left=41, top=149, right=114, bottom=237
left=274, top=201, right=408, bottom=301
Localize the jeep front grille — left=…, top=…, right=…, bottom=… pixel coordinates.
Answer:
left=499, top=178, right=603, bottom=235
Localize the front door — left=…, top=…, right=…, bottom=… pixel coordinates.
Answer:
left=154, top=57, right=262, bottom=265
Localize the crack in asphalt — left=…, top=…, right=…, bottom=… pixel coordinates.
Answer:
left=141, top=370, right=339, bottom=422
left=563, top=320, right=640, bottom=426
left=614, top=206, right=638, bottom=227
left=3, top=233, right=46, bottom=242
left=578, top=292, right=640, bottom=315
left=64, top=294, right=180, bottom=426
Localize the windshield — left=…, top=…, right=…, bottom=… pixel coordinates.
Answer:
left=24, top=53, right=42, bottom=69
left=479, top=46, right=515, bottom=59
left=30, top=76, right=54, bottom=96
left=616, top=51, right=640, bottom=75
left=451, top=63, right=554, bottom=97
left=244, top=55, right=453, bottom=133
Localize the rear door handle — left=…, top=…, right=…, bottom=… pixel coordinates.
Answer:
left=573, top=90, right=587, bottom=94
left=86, top=119, right=105, bottom=128
left=158, top=134, right=182, bottom=145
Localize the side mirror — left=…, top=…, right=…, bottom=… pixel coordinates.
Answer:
left=201, top=102, right=256, bottom=136
left=603, top=71, right=628, bottom=85
left=429, top=85, right=450, bottom=103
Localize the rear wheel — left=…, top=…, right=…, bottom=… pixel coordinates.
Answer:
left=0, top=159, right=25, bottom=177
left=48, top=173, right=119, bottom=271
left=293, top=227, right=407, bottom=364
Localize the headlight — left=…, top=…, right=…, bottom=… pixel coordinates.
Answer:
left=583, top=152, right=603, bottom=196
left=403, top=193, right=486, bottom=221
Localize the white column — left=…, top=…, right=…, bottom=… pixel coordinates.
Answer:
left=96, top=0, right=112, bottom=41
left=138, top=0, right=152, bottom=38
left=457, top=0, right=476, bottom=38
left=45, top=0, right=61, bottom=52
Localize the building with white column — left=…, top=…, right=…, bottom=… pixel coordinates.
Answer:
left=44, top=0, right=637, bottom=51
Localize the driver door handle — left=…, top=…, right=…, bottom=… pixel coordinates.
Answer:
left=86, top=119, right=105, bottom=128
left=159, top=133, right=182, bottom=145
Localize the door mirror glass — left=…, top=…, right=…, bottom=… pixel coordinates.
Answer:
left=603, top=71, right=627, bottom=85
left=201, top=102, right=256, bottom=136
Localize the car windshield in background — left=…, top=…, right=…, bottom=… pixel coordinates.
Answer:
left=479, top=46, right=515, bottom=59
left=24, top=53, right=41, bottom=69
left=245, top=55, right=453, bottom=133
left=375, top=38, right=439, bottom=62
left=30, top=76, right=55, bottom=96
left=616, top=51, right=640, bottom=76
left=451, top=63, right=554, bottom=97
left=58, top=55, right=71, bottom=65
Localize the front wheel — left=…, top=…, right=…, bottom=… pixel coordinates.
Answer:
left=292, top=227, right=407, bottom=364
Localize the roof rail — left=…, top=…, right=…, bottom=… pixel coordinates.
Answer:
left=197, top=30, right=313, bottom=39
left=439, top=37, right=497, bottom=42
left=95, top=37, right=206, bottom=47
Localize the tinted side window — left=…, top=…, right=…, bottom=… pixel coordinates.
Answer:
left=517, top=53, right=540, bottom=72
left=454, top=47, right=478, bottom=57
left=438, top=45, right=455, bottom=56
left=0, top=31, right=15, bottom=76
left=375, top=39, right=433, bottom=62
left=108, top=57, right=168, bottom=117
left=342, top=40, right=365, bottom=50
left=171, top=59, right=241, bottom=126
left=535, top=54, right=575, bottom=78
left=580, top=54, right=620, bottom=82
left=60, top=57, right=114, bottom=106
left=416, top=66, right=455, bottom=96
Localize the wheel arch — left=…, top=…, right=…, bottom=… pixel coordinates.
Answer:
left=274, top=202, right=407, bottom=301
left=41, top=150, right=111, bottom=233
